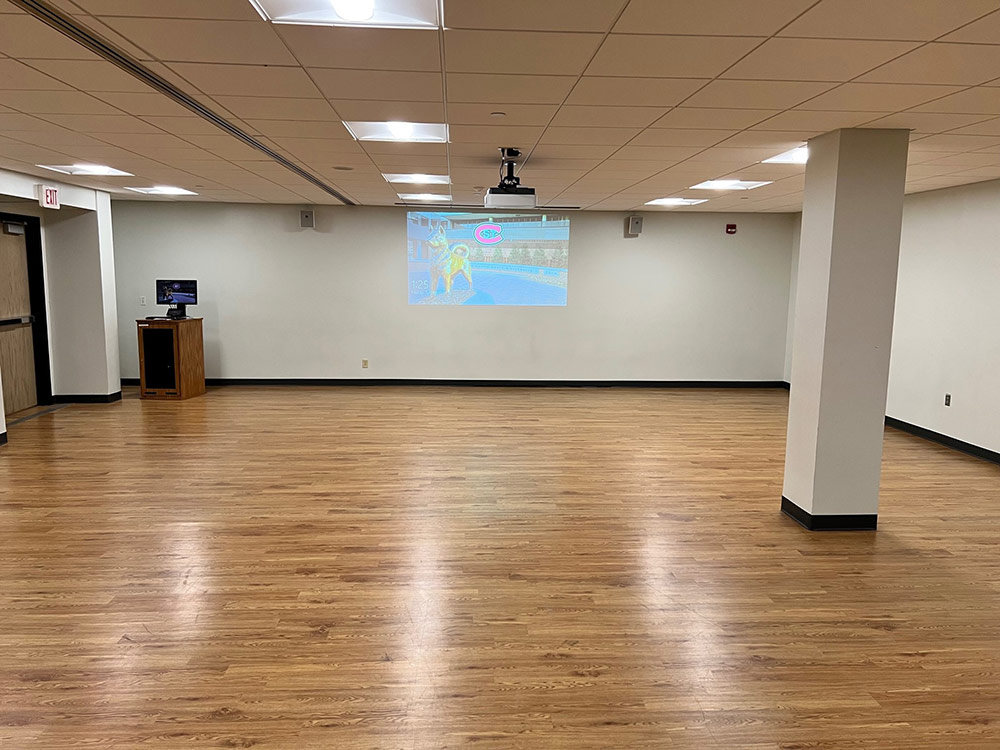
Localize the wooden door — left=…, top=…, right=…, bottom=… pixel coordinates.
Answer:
left=0, top=227, right=37, bottom=415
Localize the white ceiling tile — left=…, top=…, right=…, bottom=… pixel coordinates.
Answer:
left=1, top=90, right=121, bottom=115
left=447, top=103, right=557, bottom=126
left=752, top=110, right=889, bottom=131
left=652, top=108, right=778, bottom=130
left=0, top=14, right=96, bottom=59
left=780, top=0, right=998, bottom=40
left=683, top=80, right=835, bottom=109
left=723, top=39, right=918, bottom=82
left=529, top=144, right=621, bottom=160
left=39, top=113, right=164, bottom=133
left=797, top=83, right=962, bottom=111
left=91, top=91, right=193, bottom=116
left=23, top=59, right=153, bottom=93
left=540, top=126, right=641, bottom=145
left=170, top=63, right=322, bottom=97
left=213, top=96, right=341, bottom=121
left=73, top=0, right=263, bottom=19
left=445, top=0, right=627, bottom=31
left=139, top=116, right=227, bottom=135
left=947, top=117, right=1000, bottom=137
left=567, top=77, right=707, bottom=107
left=939, top=9, right=1000, bottom=44
left=0, top=59, right=71, bottom=90
left=859, top=43, right=1000, bottom=86
left=100, top=18, right=297, bottom=65
left=588, top=35, right=761, bottom=78
left=863, top=111, right=995, bottom=133
left=614, top=0, right=815, bottom=35
left=610, top=145, right=703, bottom=161
left=276, top=26, right=441, bottom=71
left=550, top=105, right=665, bottom=128
left=912, top=87, right=1000, bottom=114
left=630, top=129, right=736, bottom=147
left=909, top=133, right=1000, bottom=151
left=449, top=124, right=544, bottom=143
left=718, top=131, right=817, bottom=149
left=332, top=99, right=445, bottom=122
left=313, top=68, right=441, bottom=101
left=447, top=73, right=575, bottom=104
left=446, top=30, right=603, bottom=75
left=245, top=120, right=352, bottom=139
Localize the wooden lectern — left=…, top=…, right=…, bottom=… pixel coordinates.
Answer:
left=136, top=318, right=206, bottom=400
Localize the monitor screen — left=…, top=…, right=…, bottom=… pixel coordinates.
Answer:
left=407, top=211, right=570, bottom=306
left=156, top=280, right=198, bottom=305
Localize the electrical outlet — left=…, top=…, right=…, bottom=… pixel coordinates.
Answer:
left=362, top=359, right=369, bottom=369
left=140, top=295, right=147, bottom=306
left=944, top=393, right=951, bottom=407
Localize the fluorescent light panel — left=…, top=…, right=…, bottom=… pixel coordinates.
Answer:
left=383, top=173, right=450, bottom=185
left=398, top=193, right=451, bottom=202
left=250, top=0, right=439, bottom=28
left=344, top=121, right=448, bottom=143
left=690, top=180, right=772, bottom=190
left=125, top=186, right=198, bottom=196
left=37, top=163, right=132, bottom=176
left=645, top=197, right=708, bottom=207
left=763, top=146, right=809, bottom=164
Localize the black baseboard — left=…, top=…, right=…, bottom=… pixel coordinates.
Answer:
left=122, top=377, right=789, bottom=389
left=781, top=496, right=878, bottom=531
left=0, top=431, right=7, bottom=446
left=53, top=391, right=122, bottom=404
left=885, top=416, right=999, bottom=466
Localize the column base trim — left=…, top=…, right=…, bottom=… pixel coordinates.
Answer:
left=53, top=391, right=122, bottom=404
left=781, top=497, right=878, bottom=531
left=0, top=431, right=7, bottom=446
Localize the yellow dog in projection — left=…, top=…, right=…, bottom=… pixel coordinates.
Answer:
left=428, top=229, right=473, bottom=295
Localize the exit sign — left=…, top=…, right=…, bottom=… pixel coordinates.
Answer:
left=36, top=184, right=60, bottom=209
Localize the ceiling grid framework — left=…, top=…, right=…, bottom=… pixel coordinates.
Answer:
left=1, top=0, right=1000, bottom=210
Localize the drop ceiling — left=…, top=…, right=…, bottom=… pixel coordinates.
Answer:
left=1, top=0, right=1000, bottom=211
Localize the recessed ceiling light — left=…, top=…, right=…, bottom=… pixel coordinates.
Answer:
left=383, top=173, right=450, bottom=185
left=644, top=197, right=708, bottom=207
left=125, top=186, right=198, bottom=196
left=398, top=193, right=452, bottom=202
left=690, top=180, right=772, bottom=191
left=37, top=163, right=133, bottom=177
left=762, top=146, right=809, bottom=164
left=249, top=0, right=439, bottom=28
left=343, top=121, right=448, bottom=143
left=332, top=0, right=374, bottom=21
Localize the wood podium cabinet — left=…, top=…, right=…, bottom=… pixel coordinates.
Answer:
left=136, top=318, right=206, bottom=400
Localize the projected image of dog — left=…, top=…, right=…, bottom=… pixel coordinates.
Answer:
left=428, top=229, right=473, bottom=296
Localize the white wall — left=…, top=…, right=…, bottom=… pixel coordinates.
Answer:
left=887, top=179, right=1000, bottom=454
left=112, top=203, right=796, bottom=382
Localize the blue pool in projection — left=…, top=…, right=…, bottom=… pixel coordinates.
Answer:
left=407, top=211, right=570, bottom=306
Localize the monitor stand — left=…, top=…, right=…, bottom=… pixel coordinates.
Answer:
left=166, top=304, right=187, bottom=320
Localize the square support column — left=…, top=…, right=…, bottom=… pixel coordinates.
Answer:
left=782, top=128, right=910, bottom=531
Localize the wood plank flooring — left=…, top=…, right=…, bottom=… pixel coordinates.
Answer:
left=1, top=386, right=999, bottom=749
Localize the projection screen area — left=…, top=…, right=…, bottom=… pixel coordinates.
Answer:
left=407, top=212, right=570, bottom=306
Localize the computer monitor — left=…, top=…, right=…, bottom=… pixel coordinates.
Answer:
left=156, top=280, right=197, bottom=319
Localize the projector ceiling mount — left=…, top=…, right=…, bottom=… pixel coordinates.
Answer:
left=484, top=147, right=537, bottom=209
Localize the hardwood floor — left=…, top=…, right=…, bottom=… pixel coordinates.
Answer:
left=1, top=386, right=999, bottom=749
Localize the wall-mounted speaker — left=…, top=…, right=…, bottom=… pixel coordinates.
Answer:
left=625, top=215, right=643, bottom=238
left=300, top=209, right=315, bottom=229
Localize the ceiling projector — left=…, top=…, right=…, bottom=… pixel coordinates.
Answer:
left=485, top=147, right=536, bottom=209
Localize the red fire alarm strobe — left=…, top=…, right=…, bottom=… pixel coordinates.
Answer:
left=726, top=223, right=737, bottom=235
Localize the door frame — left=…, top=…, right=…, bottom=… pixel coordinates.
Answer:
left=1, top=212, right=53, bottom=406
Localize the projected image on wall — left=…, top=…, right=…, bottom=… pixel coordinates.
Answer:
left=407, top=211, right=570, bottom=306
